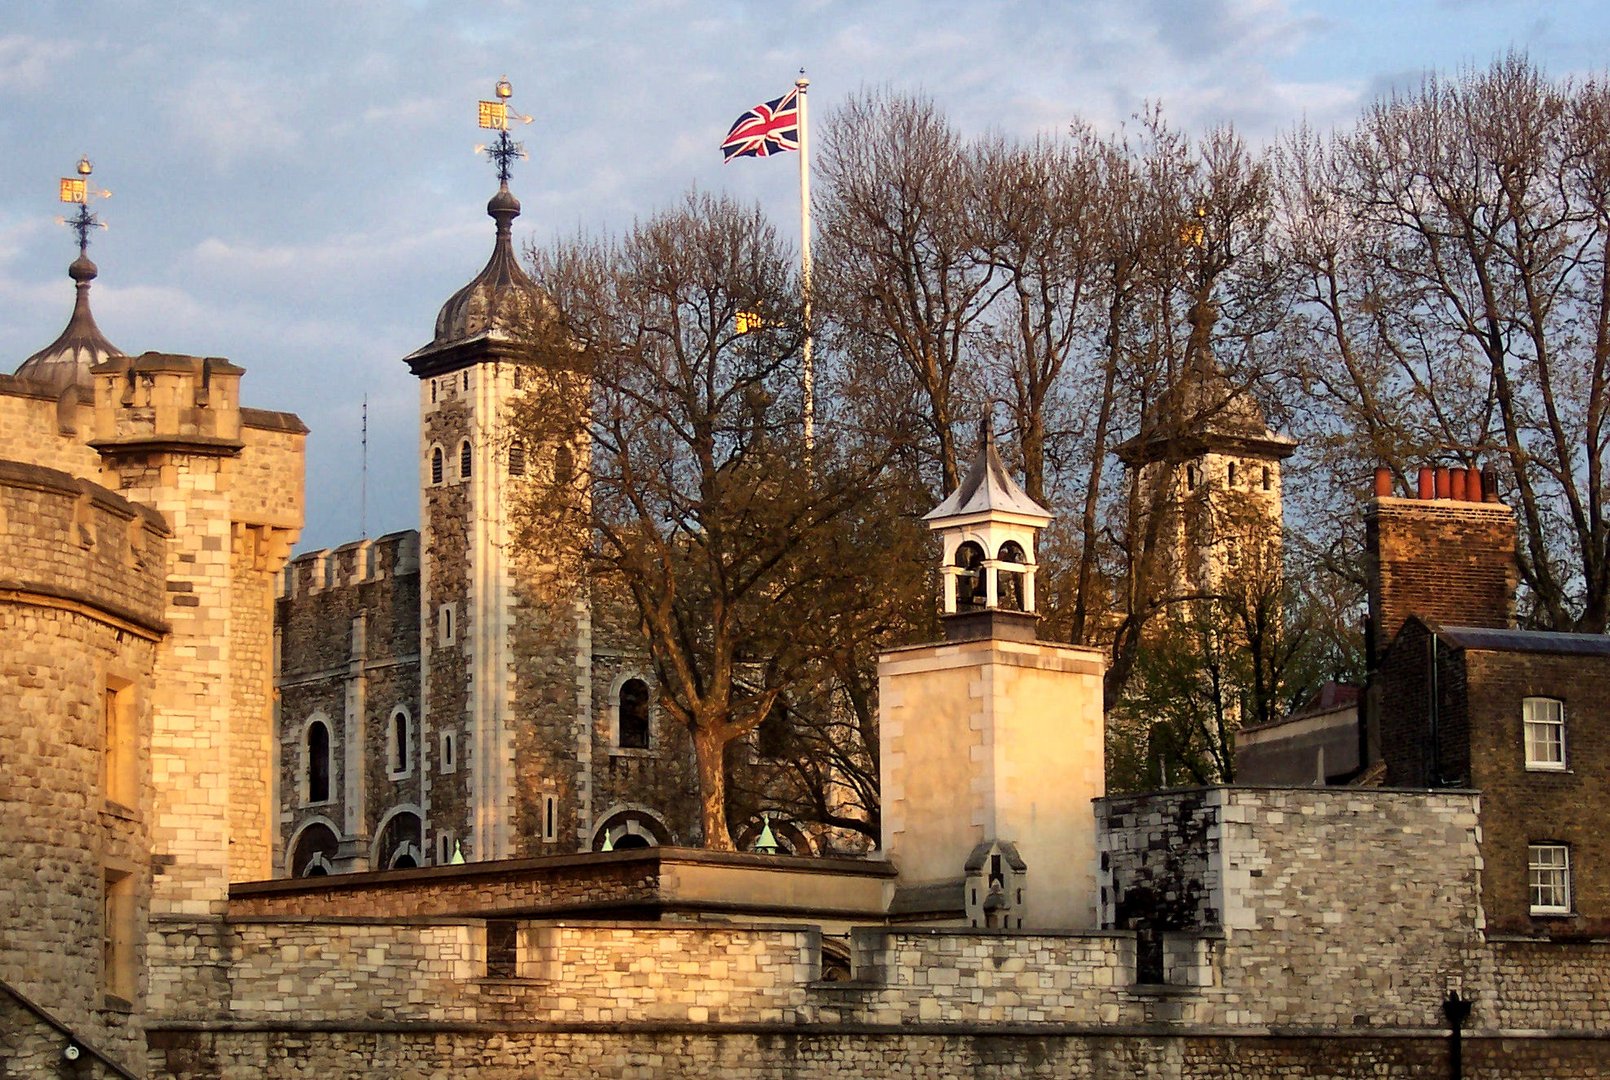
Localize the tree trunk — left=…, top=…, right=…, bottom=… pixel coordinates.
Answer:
left=693, top=723, right=735, bottom=851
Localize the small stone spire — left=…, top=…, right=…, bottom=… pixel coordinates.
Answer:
left=13, top=156, right=123, bottom=395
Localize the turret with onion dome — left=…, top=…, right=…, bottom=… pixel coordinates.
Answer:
left=13, top=156, right=124, bottom=397
left=403, top=78, right=547, bottom=378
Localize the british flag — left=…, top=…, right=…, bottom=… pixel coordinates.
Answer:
left=721, top=88, right=801, bottom=162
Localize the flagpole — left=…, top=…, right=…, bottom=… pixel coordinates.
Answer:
left=796, top=70, right=814, bottom=455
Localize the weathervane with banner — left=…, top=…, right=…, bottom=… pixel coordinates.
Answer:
left=722, top=71, right=815, bottom=452
left=476, top=76, right=533, bottom=184
left=57, top=155, right=111, bottom=255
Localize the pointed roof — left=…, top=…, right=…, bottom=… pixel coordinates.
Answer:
left=1116, top=299, right=1296, bottom=466
left=924, top=412, right=1053, bottom=527
left=13, top=254, right=123, bottom=395
left=402, top=183, right=548, bottom=375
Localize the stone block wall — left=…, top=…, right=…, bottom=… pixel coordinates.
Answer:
left=276, top=532, right=422, bottom=873
left=0, top=464, right=167, bottom=1072
left=0, top=379, right=102, bottom=478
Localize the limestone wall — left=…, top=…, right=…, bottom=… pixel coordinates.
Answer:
left=0, top=463, right=167, bottom=1072
left=0, top=379, right=101, bottom=479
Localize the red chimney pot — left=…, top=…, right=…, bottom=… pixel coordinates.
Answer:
left=1434, top=466, right=1451, bottom=499
left=1374, top=467, right=1392, bottom=497
left=1450, top=469, right=1467, bottom=501
left=1418, top=466, right=1434, bottom=500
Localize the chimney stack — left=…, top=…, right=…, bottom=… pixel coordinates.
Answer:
left=1364, top=461, right=1518, bottom=662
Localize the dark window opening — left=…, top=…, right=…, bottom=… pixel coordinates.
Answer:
left=613, top=833, right=651, bottom=850
left=307, top=721, right=330, bottom=803
left=1262, top=466, right=1272, bottom=491
left=1137, top=929, right=1165, bottom=984
left=460, top=440, right=472, bottom=479
left=431, top=447, right=443, bottom=486
left=1227, top=462, right=1237, bottom=486
left=618, top=679, right=650, bottom=749
left=758, top=697, right=791, bottom=758
left=509, top=441, right=526, bottom=477
left=955, top=541, right=987, bottom=610
left=554, top=444, right=574, bottom=487
left=391, top=711, right=409, bottom=773
left=486, top=921, right=518, bottom=978
left=997, top=541, right=1026, bottom=611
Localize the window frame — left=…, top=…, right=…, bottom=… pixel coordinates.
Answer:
left=1523, top=696, right=1567, bottom=771
left=304, top=717, right=333, bottom=805
left=387, top=707, right=413, bottom=780
left=1528, top=842, right=1572, bottom=915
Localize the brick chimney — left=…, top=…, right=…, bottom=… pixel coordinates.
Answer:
left=1364, top=464, right=1518, bottom=660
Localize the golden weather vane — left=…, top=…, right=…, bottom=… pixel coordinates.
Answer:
left=473, top=76, right=534, bottom=185
left=57, top=155, right=112, bottom=254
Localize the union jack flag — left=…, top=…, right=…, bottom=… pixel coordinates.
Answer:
left=721, top=88, right=800, bottom=163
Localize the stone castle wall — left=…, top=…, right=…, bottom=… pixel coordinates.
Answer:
left=276, top=533, right=422, bottom=873
left=139, top=786, right=1610, bottom=1077
left=0, top=378, right=102, bottom=479
left=0, top=462, right=169, bottom=1070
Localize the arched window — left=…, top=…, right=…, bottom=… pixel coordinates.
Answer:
left=291, top=822, right=339, bottom=878
left=440, top=729, right=456, bottom=774
left=997, top=540, right=1026, bottom=612
left=306, top=720, right=331, bottom=803
left=509, top=441, right=526, bottom=477
left=955, top=541, right=987, bottom=610
left=388, top=708, right=411, bottom=777
left=460, top=439, right=473, bottom=479
left=430, top=446, right=444, bottom=486
left=375, top=809, right=424, bottom=871
left=618, top=679, right=650, bottom=750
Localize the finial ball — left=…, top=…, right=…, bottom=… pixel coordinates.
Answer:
left=495, top=77, right=513, bottom=100
left=77, top=155, right=93, bottom=176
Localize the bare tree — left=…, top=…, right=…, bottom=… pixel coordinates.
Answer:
left=519, top=191, right=902, bottom=851
left=1279, top=56, right=1610, bottom=630
left=815, top=90, right=1006, bottom=495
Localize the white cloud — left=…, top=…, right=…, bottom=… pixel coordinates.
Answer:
left=0, top=34, right=76, bottom=92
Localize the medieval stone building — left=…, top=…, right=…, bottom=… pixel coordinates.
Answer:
left=6, top=141, right=1610, bottom=1078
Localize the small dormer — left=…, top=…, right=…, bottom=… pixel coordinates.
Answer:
left=923, top=413, right=1053, bottom=643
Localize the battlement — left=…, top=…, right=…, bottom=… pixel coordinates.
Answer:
left=280, top=530, right=420, bottom=599
left=88, top=352, right=246, bottom=456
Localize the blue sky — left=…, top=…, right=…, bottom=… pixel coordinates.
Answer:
left=3, top=1, right=1607, bottom=550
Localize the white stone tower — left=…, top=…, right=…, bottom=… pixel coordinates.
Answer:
left=879, top=417, right=1107, bottom=929
left=401, top=80, right=591, bottom=865
left=1116, top=301, right=1296, bottom=601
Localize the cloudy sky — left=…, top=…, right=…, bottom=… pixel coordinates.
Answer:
left=3, top=1, right=1607, bottom=550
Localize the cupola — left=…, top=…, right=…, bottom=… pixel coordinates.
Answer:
left=14, top=156, right=124, bottom=397
left=923, top=411, right=1053, bottom=642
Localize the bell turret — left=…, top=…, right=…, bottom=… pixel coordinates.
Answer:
left=923, top=410, right=1053, bottom=642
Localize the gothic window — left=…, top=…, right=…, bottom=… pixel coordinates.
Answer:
left=436, top=831, right=455, bottom=865
left=377, top=810, right=424, bottom=870
left=431, top=446, right=444, bottom=486
left=440, top=729, right=456, bottom=773
left=955, top=541, right=987, bottom=610
left=997, top=540, right=1026, bottom=612
left=306, top=720, right=331, bottom=803
left=460, top=439, right=473, bottom=479
left=509, top=441, right=526, bottom=477
left=388, top=708, right=412, bottom=777
left=618, top=678, right=650, bottom=750
left=1529, top=843, right=1572, bottom=914
left=1524, top=698, right=1566, bottom=770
